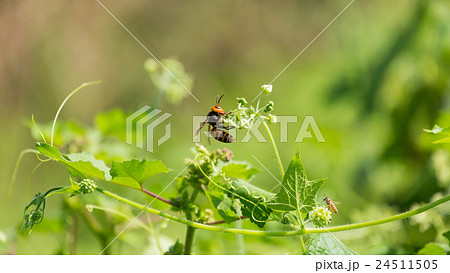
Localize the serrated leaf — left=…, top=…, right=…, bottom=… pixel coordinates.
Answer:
left=221, top=163, right=260, bottom=180
left=67, top=152, right=112, bottom=180
left=268, top=151, right=326, bottom=213
left=228, top=178, right=275, bottom=228
left=207, top=176, right=275, bottom=227
left=417, top=243, right=446, bottom=255
left=110, top=159, right=171, bottom=189
left=305, top=234, right=358, bottom=255
left=210, top=192, right=240, bottom=223
left=36, top=142, right=65, bottom=160
left=36, top=143, right=107, bottom=180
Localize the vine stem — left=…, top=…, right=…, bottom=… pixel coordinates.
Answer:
left=305, top=194, right=450, bottom=234
left=262, top=121, right=284, bottom=178
left=94, top=186, right=450, bottom=237
left=51, top=81, right=101, bottom=146
left=262, top=119, right=307, bottom=252
left=184, top=187, right=200, bottom=255
left=8, top=149, right=40, bottom=200
left=140, top=186, right=179, bottom=207
left=296, top=208, right=307, bottom=253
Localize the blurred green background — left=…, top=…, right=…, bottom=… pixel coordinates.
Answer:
left=1, top=0, right=449, bottom=254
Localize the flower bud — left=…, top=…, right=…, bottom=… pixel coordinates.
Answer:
left=267, top=114, right=277, bottom=124
left=79, top=179, right=95, bottom=194
left=237, top=97, right=247, bottom=106
left=263, top=101, right=274, bottom=113
left=310, top=206, right=332, bottom=227
left=261, top=84, right=273, bottom=95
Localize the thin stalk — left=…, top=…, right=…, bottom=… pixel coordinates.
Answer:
left=51, top=81, right=101, bottom=146
left=95, top=187, right=450, bottom=237
left=235, top=220, right=246, bottom=255
left=184, top=187, right=200, bottom=255
left=296, top=207, right=307, bottom=253
left=206, top=216, right=248, bottom=226
left=95, top=186, right=296, bottom=236
left=8, top=149, right=40, bottom=200
left=262, top=121, right=284, bottom=178
left=140, top=186, right=179, bottom=207
left=305, top=194, right=450, bottom=234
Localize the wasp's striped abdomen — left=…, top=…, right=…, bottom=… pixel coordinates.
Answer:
left=210, top=128, right=235, bottom=143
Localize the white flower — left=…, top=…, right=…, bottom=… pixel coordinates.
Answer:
left=261, top=84, right=273, bottom=95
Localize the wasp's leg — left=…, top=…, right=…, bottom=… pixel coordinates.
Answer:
left=195, top=120, right=207, bottom=137
left=208, top=124, right=211, bottom=145
left=221, top=125, right=235, bottom=130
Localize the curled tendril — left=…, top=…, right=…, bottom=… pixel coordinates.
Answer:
left=21, top=186, right=63, bottom=235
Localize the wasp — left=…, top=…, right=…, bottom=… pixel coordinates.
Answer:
left=195, top=95, right=236, bottom=143
left=323, top=196, right=338, bottom=214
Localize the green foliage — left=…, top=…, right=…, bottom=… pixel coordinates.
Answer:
left=220, top=163, right=260, bottom=180
left=210, top=194, right=242, bottom=223
left=95, top=108, right=127, bottom=141
left=144, top=58, right=193, bottom=105
left=443, top=231, right=450, bottom=246
left=310, top=206, right=332, bottom=227
left=417, top=243, right=446, bottom=255
left=305, top=234, right=358, bottom=255
left=208, top=176, right=275, bottom=227
left=36, top=143, right=107, bottom=180
left=21, top=186, right=64, bottom=235
left=110, top=159, right=171, bottom=190
left=36, top=142, right=171, bottom=190
left=66, top=152, right=112, bottom=180
left=222, top=85, right=276, bottom=129
left=164, top=240, right=184, bottom=255
left=268, top=150, right=326, bottom=214
left=424, top=124, right=450, bottom=144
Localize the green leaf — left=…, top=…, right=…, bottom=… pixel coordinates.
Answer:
left=210, top=193, right=240, bottom=223
left=110, top=159, right=171, bottom=190
left=67, top=152, right=112, bottom=180
left=52, top=178, right=81, bottom=197
left=36, top=142, right=65, bottom=160
left=268, top=151, right=326, bottom=213
left=207, top=176, right=275, bottom=227
left=305, top=234, right=358, bottom=255
left=221, top=163, right=260, bottom=180
left=443, top=231, right=450, bottom=246
left=433, top=137, right=450, bottom=144
left=36, top=143, right=107, bottom=180
left=229, top=178, right=274, bottom=228
left=417, top=243, right=446, bottom=255
left=164, top=240, right=184, bottom=255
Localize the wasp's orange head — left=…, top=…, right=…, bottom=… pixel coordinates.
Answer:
left=211, top=105, right=226, bottom=115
